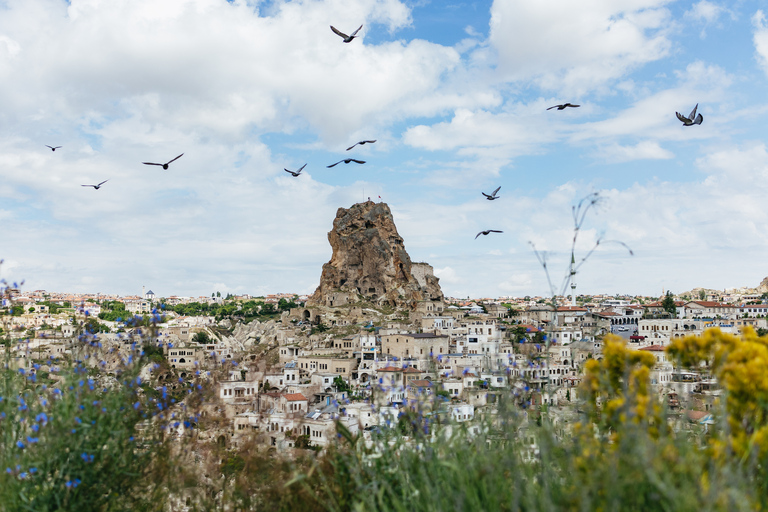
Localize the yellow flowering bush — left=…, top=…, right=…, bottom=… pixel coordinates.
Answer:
left=667, top=327, right=768, bottom=458
left=581, top=335, right=657, bottom=429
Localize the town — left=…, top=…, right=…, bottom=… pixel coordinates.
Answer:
left=3, top=202, right=767, bottom=454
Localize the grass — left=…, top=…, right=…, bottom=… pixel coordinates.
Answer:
left=3, top=318, right=768, bottom=511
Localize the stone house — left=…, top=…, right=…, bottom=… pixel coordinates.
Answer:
left=381, top=332, right=449, bottom=360
left=166, top=344, right=205, bottom=371
left=297, top=355, right=357, bottom=378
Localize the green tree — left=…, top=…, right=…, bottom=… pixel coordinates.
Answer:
left=191, top=331, right=211, bottom=344
left=28, top=307, right=35, bottom=313
left=698, top=290, right=706, bottom=300
left=278, top=298, right=298, bottom=311
left=511, top=326, right=528, bottom=343
left=661, top=291, right=676, bottom=317
left=83, top=318, right=110, bottom=333
left=333, top=376, right=350, bottom=393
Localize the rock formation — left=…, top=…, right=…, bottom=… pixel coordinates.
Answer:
left=308, top=201, right=443, bottom=308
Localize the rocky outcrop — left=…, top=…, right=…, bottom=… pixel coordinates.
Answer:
left=759, top=277, right=768, bottom=294
left=308, top=201, right=443, bottom=308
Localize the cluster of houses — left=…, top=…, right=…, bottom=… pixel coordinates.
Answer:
left=5, top=288, right=766, bottom=449
left=180, top=295, right=767, bottom=450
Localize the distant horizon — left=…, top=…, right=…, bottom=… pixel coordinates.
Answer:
left=12, top=282, right=766, bottom=303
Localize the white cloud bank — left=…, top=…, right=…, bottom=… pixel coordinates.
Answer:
left=488, top=0, right=674, bottom=94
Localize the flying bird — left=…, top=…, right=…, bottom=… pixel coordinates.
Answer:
left=45, top=145, right=62, bottom=151
left=142, top=153, right=184, bottom=170
left=475, top=230, right=503, bottom=239
left=346, top=140, right=376, bottom=151
left=327, top=158, right=365, bottom=168
left=331, top=24, right=363, bottom=43
left=81, top=180, right=109, bottom=190
left=547, top=103, right=580, bottom=110
left=676, top=103, right=703, bottom=126
left=284, top=164, right=307, bottom=177
left=482, top=186, right=501, bottom=200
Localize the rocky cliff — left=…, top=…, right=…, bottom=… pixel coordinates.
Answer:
left=308, top=201, right=443, bottom=308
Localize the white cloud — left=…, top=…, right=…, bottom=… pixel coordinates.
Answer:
left=685, top=1, right=736, bottom=38
left=753, top=10, right=768, bottom=76
left=488, top=0, right=674, bottom=94
left=570, top=61, right=732, bottom=143
left=592, top=140, right=674, bottom=163
left=0, top=0, right=457, bottom=144
left=0, top=0, right=767, bottom=300
left=403, top=60, right=733, bottom=165
left=685, top=1, right=728, bottom=25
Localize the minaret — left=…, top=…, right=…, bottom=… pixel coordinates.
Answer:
left=570, top=253, right=576, bottom=307
left=142, top=286, right=146, bottom=299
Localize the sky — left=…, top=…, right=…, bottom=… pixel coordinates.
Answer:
left=2, top=0, right=768, bottom=299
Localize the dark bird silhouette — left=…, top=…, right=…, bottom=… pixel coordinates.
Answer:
left=327, top=158, right=365, bottom=168
left=142, top=153, right=184, bottom=170
left=482, top=186, right=501, bottom=200
left=547, top=103, right=580, bottom=110
left=676, top=103, right=703, bottom=126
left=81, top=180, right=109, bottom=190
left=475, top=230, right=503, bottom=239
left=284, top=164, right=307, bottom=177
left=346, top=140, right=376, bottom=151
left=331, top=24, right=363, bottom=43
left=45, top=145, right=62, bottom=151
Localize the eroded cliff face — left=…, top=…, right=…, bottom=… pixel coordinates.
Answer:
left=308, top=201, right=443, bottom=308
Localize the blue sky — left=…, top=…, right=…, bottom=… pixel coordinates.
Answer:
left=1, top=0, right=768, bottom=299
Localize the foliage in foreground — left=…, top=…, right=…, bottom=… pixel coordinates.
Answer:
left=5, top=324, right=768, bottom=511
left=256, top=330, right=768, bottom=512
left=0, top=328, right=201, bottom=512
